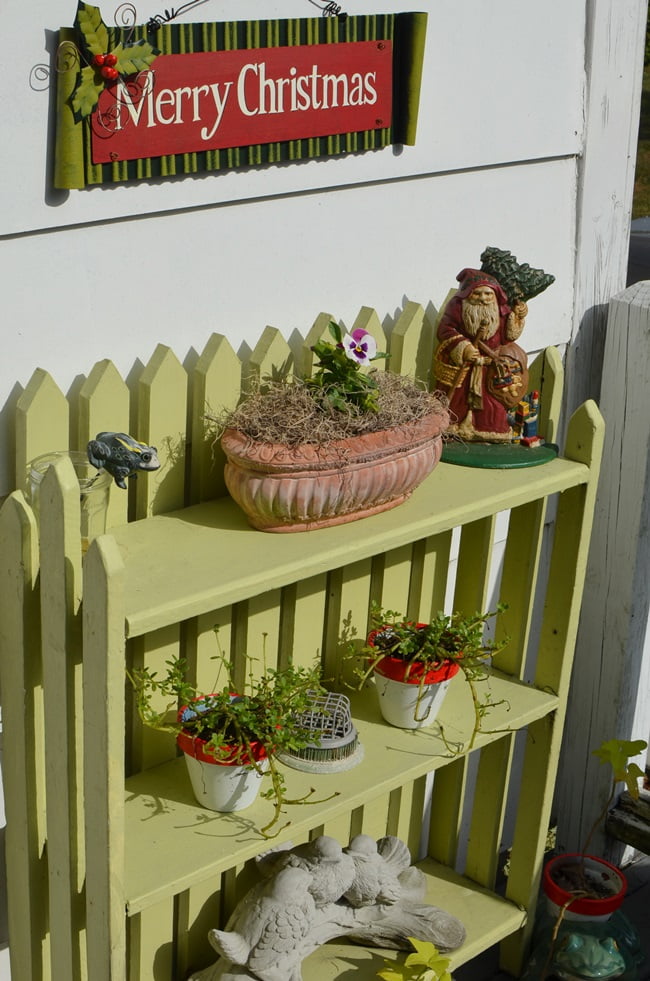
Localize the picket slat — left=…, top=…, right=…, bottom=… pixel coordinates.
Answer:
left=390, top=301, right=435, bottom=386
left=39, top=459, right=86, bottom=981
left=0, top=493, right=50, bottom=980
left=77, top=359, right=130, bottom=529
left=135, top=344, right=188, bottom=518
left=300, top=312, right=336, bottom=378
left=191, top=333, right=243, bottom=504
left=246, top=325, right=294, bottom=389
left=16, top=368, right=70, bottom=493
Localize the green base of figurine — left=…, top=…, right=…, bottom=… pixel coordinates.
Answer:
left=442, top=441, right=559, bottom=469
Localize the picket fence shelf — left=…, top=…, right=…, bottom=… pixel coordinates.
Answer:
left=0, top=331, right=604, bottom=981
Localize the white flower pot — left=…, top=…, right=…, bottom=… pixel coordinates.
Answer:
left=182, top=752, right=269, bottom=812
left=373, top=671, right=452, bottom=729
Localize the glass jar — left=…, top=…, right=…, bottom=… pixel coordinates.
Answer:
left=27, top=450, right=112, bottom=552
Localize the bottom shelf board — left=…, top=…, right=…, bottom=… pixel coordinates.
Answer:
left=301, top=859, right=526, bottom=979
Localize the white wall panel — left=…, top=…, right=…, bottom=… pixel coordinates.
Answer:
left=2, top=0, right=585, bottom=234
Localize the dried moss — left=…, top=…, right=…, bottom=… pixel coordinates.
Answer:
left=213, top=373, right=448, bottom=446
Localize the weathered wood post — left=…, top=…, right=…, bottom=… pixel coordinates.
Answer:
left=555, top=281, right=650, bottom=859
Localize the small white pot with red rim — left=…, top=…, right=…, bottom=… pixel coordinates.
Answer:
left=177, top=698, right=269, bottom=812
left=543, top=854, right=627, bottom=923
left=369, top=626, right=460, bottom=730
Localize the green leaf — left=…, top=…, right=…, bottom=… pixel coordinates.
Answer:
left=113, top=39, right=160, bottom=76
left=75, top=2, right=110, bottom=57
left=377, top=969, right=407, bottom=981
left=71, top=64, right=105, bottom=119
left=593, top=738, right=648, bottom=800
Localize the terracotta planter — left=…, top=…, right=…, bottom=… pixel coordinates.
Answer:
left=221, top=408, right=449, bottom=532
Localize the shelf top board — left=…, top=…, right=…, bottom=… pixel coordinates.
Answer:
left=123, top=671, right=557, bottom=913
left=301, top=858, right=527, bottom=978
left=102, top=457, right=589, bottom=638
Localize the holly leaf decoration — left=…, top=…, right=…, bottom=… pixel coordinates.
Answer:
left=112, top=39, right=160, bottom=76
left=75, top=2, right=110, bottom=58
left=71, top=64, right=105, bottom=120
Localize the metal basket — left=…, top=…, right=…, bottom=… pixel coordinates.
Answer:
left=279, top=691, right=363, bottom=773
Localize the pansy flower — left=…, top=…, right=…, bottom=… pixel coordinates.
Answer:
left=343, top=329, right=377, bottom=365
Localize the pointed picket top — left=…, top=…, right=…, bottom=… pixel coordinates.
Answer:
left=563, top=399, right=605, bottom=471
left=245, top=326, right=294, bottom=392
left=16, top=368, right=70, bottom=495
left=390, top=301, right=435, bottom=386
left=300, top=312, right=335, bottom=379
left=527, top=346, right=564, bottom=446
left=350, top=307, right=388, bottom=368
left=78, top=360, right=130, bottom=529
left=191, top=334, right=243, bottom=503
left=134, top=344, right=188, bottom=518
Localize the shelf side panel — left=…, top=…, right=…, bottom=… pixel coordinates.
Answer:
left=83, top=535, right=128, bottom=981
left=0, top=492, right=50, bottom=980
left=39, top=459, right=86, bottom=980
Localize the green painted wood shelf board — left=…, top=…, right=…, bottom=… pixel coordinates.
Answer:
left=301, top=857, right=526, bottom=978
left=124, top=672, right=558, bottom=914
left=108, top=456, right=589, bottom=638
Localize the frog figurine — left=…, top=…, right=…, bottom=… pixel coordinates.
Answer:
left=553, top=934, right=627, bottom=981
left=87, top=432, right=160, bottom=489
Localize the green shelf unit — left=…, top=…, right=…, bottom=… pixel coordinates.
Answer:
left=0, top=396, right=603, bottom=981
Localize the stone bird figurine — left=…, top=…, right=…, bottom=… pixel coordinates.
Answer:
left=208, top=867, right=316, bottom=981
left=257, top=835, right=355, bottom=907
left=343, top=834, right=404, bottom=907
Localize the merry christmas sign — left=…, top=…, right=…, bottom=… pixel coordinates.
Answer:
left=53, top=4, right=427, bottom=189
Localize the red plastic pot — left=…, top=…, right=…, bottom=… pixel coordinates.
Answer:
left=367, top=625, right=461, bottom=685
left=543, top=853, right=627, bottom=919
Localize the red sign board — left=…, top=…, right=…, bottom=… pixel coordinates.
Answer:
left=92, top=40, right=393, bottom=164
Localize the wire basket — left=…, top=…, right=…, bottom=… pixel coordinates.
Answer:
left=279, top=691, right=363, bottom=773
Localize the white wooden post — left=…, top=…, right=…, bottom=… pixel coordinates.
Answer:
left=555, top=281, right=650, bottom=859
left=566, top=0, right=648, bottom=415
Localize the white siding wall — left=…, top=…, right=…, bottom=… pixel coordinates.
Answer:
left=0, top=0, right=590, bottom=495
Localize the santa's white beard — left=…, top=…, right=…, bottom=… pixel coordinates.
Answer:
left=462, top=299, right=500, bottom=339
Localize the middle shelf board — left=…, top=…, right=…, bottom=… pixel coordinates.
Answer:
left=99, top=456, right=588, bottom=639
left=124, top=672, right=558, bottom=913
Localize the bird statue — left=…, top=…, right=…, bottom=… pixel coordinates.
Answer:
left=208, top=867, right=316, bottom=981
left=257, top=835, right=356, bottom=907
left=343, top=834, right=403, bottom=907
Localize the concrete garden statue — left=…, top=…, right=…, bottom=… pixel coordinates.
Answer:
left=188, top=834, right=466, bottom=981
left=217, top=321, right=449, bottom=532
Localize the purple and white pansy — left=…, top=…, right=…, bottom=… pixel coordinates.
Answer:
left=343, top=328, right=377, bottom=365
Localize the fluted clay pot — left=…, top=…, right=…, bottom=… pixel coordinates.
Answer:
left=221, top=407, right=449, bottom=533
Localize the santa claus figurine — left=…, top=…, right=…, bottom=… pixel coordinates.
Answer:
left=434, top=268, right=530, bottom=443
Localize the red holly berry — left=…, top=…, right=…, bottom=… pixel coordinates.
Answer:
left=104, top=53, right=118, bottom=67
left=93, top=53, right=106, bottom=67
left=101, top=66, right=119, bottom=81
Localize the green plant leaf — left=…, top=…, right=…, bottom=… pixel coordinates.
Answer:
left=377, top=968, right=408, bottom=981
left=113, top=39, right=160, bottom=76
left=75, top=2, right=110, bottom=57
left=71, top=64, right=105, bottom=119
left=593, top=738, right=648, bottom=799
